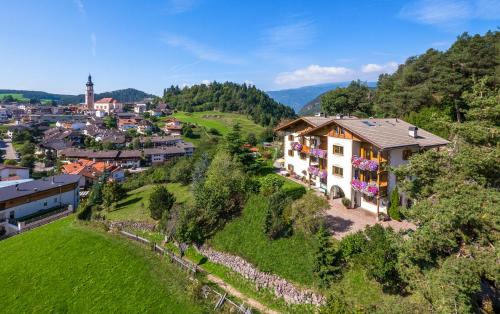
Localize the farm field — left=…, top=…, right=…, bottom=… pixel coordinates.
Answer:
left=0, top=218, right=206, bottom=313
left=106, top=183, right=193, bottom=222
left=171, top=111, right=265, bottom=136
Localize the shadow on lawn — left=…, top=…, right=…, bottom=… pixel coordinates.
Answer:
left=115, top=197, right=143, bottom=210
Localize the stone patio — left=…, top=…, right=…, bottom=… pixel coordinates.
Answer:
left=277, top=172, right=416, bottom=239
left=325, top=198, right=415, bottom=239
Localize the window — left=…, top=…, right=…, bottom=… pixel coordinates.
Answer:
left=332, top=145, right=344, bottom=155
left=54, top=198, right=57, bottom=203
left=299, top=153, right=307, bottom=160
left=287, top=164, right=294, bottom=171
left=288, top=135, right=294, bottom=141
left=332, top=166, right=343, bottom=177
left=43, top=201, right=48, bottom=207
left=402, top=149, right=412, bottom=160
left=369, top=171, right=377, bottom=182
left=288, top=150, right=294, bottom=157
left=340, top=128, right=345, bottom=135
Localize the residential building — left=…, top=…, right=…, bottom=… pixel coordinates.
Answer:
left=118, top=118, right=138, bottom=131
left=62, top=159, right=125, bottom=188
left=134, top=103, right=147, bottom=114
left=137, top=120, right=153, bottom=134
left=94, top=98, right=123, bottom=114
left=0, top=165, right=30, bottom=181
left=276, top=117, right=449, bottom=216
left=0, top=174, right=80, bottom=236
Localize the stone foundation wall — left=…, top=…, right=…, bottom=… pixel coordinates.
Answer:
left=199, top=245, right=325, bottom=305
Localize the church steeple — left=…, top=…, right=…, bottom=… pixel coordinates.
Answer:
left=86, top=73, right=93, bottom=87
left=85, top=73, right=94, bottom=109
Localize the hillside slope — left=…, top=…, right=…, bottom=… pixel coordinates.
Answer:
left=0, top=88, right=155, bottom=104
left=0, top=218, right=205, bottom=313
left=160, top=82, right=296, bottom=126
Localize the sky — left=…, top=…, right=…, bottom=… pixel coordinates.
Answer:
left=0, top=0, right=498, bottom=95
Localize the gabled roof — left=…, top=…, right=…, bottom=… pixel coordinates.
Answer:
left=95, top=98, right=119, bottom=104
left=303, top=118, right=450, bottom=150
left=274, top=116, right=336, bottom=132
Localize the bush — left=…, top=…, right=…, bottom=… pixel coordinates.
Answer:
left=283, top=184, right=306, bottom=200
left=260, top=175, right=284, bottom=196
left=169, top=157, right=193, bottom=185
left=149, top=186, right=176, bottom=220
left=388, top=187, right=402, bottom=221
left=208, top=128, right=221, bottom=136
left=263, top=190, right=291, bottom=239
left=77, top=204, right=93, bottom=221
left=339, top=232, right=366, bottom=261
left=341, top=197, right=351, bottom=208
left=283, top=192, right=329, bottom=235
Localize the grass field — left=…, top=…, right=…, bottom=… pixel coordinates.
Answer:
left=0, top=93, right=29, bottom=102
left=0, top=218, right=206, bottom=313
left=209, top=193, right=319, bottom=287
left=171, top=111, right=265, bottom=136
left=106, top=183, right=193, bottom=222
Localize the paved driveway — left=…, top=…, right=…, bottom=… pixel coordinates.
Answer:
left=0, top=138, right=18, bottom=160
left=325, top=198, right=416, bottom=239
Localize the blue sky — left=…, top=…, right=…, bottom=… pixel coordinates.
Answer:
left=0, top=0, right=498, bottom=95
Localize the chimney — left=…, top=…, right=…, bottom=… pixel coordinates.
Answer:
left=409, top=126, right=418, bottom=138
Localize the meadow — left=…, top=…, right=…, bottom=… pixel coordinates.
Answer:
left=0, top=218, right=206, bottom=313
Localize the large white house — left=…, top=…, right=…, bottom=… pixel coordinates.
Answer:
left=93, top=97, right=123, bottom=115
left=0, top=174, right=81, bottom=236
left=276, top=116, right=449, bottom=216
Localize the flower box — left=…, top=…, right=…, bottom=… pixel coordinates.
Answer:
left=351, top=156, right=378, bottom=171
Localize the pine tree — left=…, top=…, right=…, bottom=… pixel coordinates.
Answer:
left=313, top=226, right=342, bottom=288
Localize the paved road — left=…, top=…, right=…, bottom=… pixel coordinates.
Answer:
left=0, top=138, right=18, bottom=160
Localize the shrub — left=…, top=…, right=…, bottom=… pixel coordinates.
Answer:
left=283, top=184, right=306, bottom=200
left=77, top=204, right=93, bottom=221
left=149, top=186, right=176, bottom=220
left=313, top=226, right=343, bottom=288
left=260, top=175, right=284, bottom=196
left=339, top=232, right=366, bottom=261
left=263, top=190, right=291, bottom=239
left=388, top=187, right=402, bottom=221
left=208, top=128, right=221, bottom=136
left=341, top=197, right=351, bottom=208
left=283, top=192, right=329, bottom=235
left=169, top=157, right=194, bottom=185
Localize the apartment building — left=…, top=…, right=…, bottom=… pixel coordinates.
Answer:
left=276, top=116, right=449, bottom=216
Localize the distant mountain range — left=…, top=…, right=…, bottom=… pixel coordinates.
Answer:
left=267, top=82, right=376, bottom=114
left=0, top=88, right=156, bottom=104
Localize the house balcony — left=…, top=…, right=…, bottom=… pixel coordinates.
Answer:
left=351, top=156, right=379, bottom=171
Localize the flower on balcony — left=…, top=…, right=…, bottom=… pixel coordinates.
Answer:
left=351, top=179, right=379, bottom=196
left=308, top=165, right=320, bottom=176
left=291, top=142, right=303, bottom=151
left=351, top=156, right=378, bottom=171
left=311, top=148, right=327, bottom=158
left=319, top=170, right=327, bottom=179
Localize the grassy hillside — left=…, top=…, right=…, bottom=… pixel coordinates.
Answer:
left=0, top=218, right=206, bottom=313
left=0, top=93, right=29, bottom=102
left=172, top=111, right=265, bottom=136
left=107, top=183, right=193, bottom=222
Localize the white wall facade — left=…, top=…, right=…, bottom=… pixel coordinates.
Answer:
left=283, top=132, right=310, bottom=178
left=326, top=137, right=356, bottom=200
left=5, top=188, right=79, bottom=220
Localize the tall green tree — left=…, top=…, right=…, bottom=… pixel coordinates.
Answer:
left=149, top=186, right=176, bottom=220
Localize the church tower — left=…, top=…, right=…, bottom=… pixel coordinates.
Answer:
left=85, top=74, right=94, bottom=109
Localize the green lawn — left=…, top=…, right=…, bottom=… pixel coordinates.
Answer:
left=0, top=218, right=206, bottom=313
left=0, top=93, right=29, bottom=102
left=171, top=111, right=264, bottom=136
left=106, top=183, right=193, bottom=222
left=209, top=194, right=319, bottom=287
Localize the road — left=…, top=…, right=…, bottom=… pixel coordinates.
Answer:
left=0, top=138, right=18, bottom=160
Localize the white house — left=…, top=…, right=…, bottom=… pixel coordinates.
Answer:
left=276, top=117, right=449, bottom=216
left=0, top=174, right=80, bottom=236
left=93, top=98, right=123, bottom=114
left=134, top=103, right=147, bottom=114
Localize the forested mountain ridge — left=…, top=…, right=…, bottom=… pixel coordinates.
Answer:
left=158, top=81, right=296, bottom=126
left=267, top=82, right=376, bottom=113
left=0, top=88, right=155, bottom=104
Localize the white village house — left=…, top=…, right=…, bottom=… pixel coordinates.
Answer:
left=276, top=116, right=449, bottom=216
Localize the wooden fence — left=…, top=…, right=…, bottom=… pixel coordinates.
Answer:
left=119, top=230, right=252, bottom=313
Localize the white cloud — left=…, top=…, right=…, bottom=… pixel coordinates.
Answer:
left=162, top=33, right=243, bottom=65
left=91, top=33, right=96, bottom=57
left=262, top=20, right=315, bottom=50
left=361, top=62, right=398, bottom=74
left=399, top=0, right=500, bottom=25
left=74, top=0, right=85, bottom=15
left=244, top=80, right=254, bottom=86
left=275, top=65, right=355, bottom=87
left=166, top=0, right=198, bottom=14
left=201, top=79, right=211, bottom=85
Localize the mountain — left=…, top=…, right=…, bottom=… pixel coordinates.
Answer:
left=0, top=88, right=155, bottom=104
left=299, top=83, right=377, bottom=116
left=267, top=82, right=375, bottom=113
left=160, top=82, right=296, bottom=126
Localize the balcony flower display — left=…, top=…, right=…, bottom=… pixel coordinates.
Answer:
left=351, top=156, right=378, bottom=171
left=291, top=142, right=303, bottom=151
left=308, top=165, right=320, bottom=176
left=310, top=148, right=327, bottom=158
left=351, top=179, right=379, bottom=196
left=319, top=170, right=328, bottom=179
